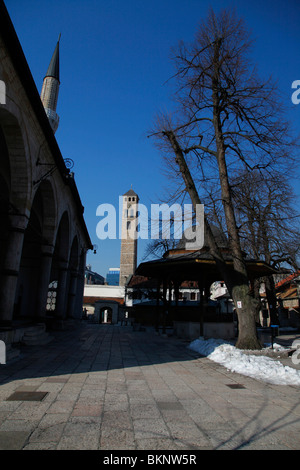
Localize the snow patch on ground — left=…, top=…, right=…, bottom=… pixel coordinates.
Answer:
left=188, top=337, right=300, bottom=386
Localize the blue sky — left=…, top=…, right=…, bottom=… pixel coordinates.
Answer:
left=5, top=0, right=300, bottom=278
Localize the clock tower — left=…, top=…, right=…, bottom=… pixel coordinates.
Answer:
left=119, top=188, right=139, bottom=286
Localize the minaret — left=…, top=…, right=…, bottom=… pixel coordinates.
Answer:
left=119, top=188, right=139, bottom=286
left=40, top=35, right=61, bottom=133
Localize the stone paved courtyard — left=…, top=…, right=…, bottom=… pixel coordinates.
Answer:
left=0, top=323, right=299, bottom=450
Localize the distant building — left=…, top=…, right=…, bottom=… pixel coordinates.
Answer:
left=83, top=284, right=126, bottom=324
left=85, top=265, right=104, bottom=285
left=106, top=268, right=120, bottom=286
left=276, top=270, right=300, bottom=328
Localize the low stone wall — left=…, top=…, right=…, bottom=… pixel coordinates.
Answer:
left=204, top=322, right=235, bottom=340
left=0, top=323, right=54, bottom=346
left=173, top=321, right=235, bottom=341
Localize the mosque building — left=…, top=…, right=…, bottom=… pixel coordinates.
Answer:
left=0, top=2, right=92, bottom=347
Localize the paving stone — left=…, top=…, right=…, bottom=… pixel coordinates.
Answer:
left=133, top=418, right=170, bottom=439
left=136, top=437, right=186, bottom=450
left=46, top=377, right=69, bottom=383
left=46, top=400, right=76, bottom=414
left=156, top=401, right=183, bottom=410
left=29, top=413, right=68, bottom=443
left=0, top=431, right=29, bottom=450
left=23, top=441, right=57, bottom=450
left=100, top=429, right=136, bottom=450
left=0, top=418, right=38, bottom=432
left=57, top=434, right=99, bottom=450
left=130, top=403, right=161, bottom=419
left=71, top=403, right=103, bottom=417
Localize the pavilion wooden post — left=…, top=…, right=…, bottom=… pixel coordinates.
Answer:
left=174, top=281, right=180, bottom=307
left=167, top=280, right=173, bottom=328
left=198, top=280, right=204, bottom=337
left=155, top=279, right=161, bottom=332
left=162, top=279, right=168, bottom=335
left=173, top=280, right=180, bottom=326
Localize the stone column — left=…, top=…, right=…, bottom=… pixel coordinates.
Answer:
left=73, top=250, right=87, bottom=321
left=155, top=279, right=161, bottom=332
left=162, top=279, right=168, bottom=335
left=174, top=281, right=180, bottom=307
left=0, top=213, right=28, bottom=327
left=35, top=245, right=54, bottom=322
left=73, top=271, right=85, bottom=320
left=66, top=270, right=78, bottom=319
left=54, top=261, right=69, bottom=325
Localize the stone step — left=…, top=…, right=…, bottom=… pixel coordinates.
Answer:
left=22, top=324, right=54, bottom=346
left=22, top=325, right=46, bottom=337
left=22, top=333, right=54, bottom=346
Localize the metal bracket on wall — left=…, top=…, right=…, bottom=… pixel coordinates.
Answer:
left=33, top=157, right=74, bottom=186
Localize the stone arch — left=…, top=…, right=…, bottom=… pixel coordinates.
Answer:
left=32, top=180, right=57, bottom=321
left=94, top=300, right=119, bottom=324
left=53, top=211, right=70, bottom=265
left=50, top=211, right=70, bottom=284
left=0, top=108, right=30, bottom=214
left=0, top=109, right=31, bottom=326
left=47, top=211, right=70, bottom=323
left=14, top=193, right=43, bottom=320
left=0, top=123, right=11, bottom=275
left=100, top=306, right=113, bottom=324
left=32, top=179, right=57, bottom=248
left=13, top=179, right=57, bottom=321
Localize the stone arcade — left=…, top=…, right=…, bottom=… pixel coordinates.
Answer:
left=0, top=3, right=92, bottom=346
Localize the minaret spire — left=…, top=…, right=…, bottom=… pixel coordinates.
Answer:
left=40, top=35, right=61, bottom=133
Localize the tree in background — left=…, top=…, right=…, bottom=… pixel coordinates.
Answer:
left=232, top=170, right=300, bottom=323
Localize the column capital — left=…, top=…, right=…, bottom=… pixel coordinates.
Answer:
left=58, top=260, right=69, bottom=271
left=41, top=244, right=55, bottom=257
left=69, top=268, right=79, bottom=277
left=8, top=213, right=29, bottom=232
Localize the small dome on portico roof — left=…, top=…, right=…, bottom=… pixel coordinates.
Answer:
left=176, top=224, right=228, bottom=250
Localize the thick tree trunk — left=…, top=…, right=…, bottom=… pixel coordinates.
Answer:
left=211, top=39, right=261, bottom=350
left=231, top=282, right=260, bottom=349
left=164, top=129, right=261, bottom=350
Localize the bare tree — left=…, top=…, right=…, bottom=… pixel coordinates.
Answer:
left=232, top=169, right=300, bottom=323
left=149, top=8, right=298, bottom=349
left=233, top=170, right=300, bottom=269
left=143, top=237, right=176, bottom=261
